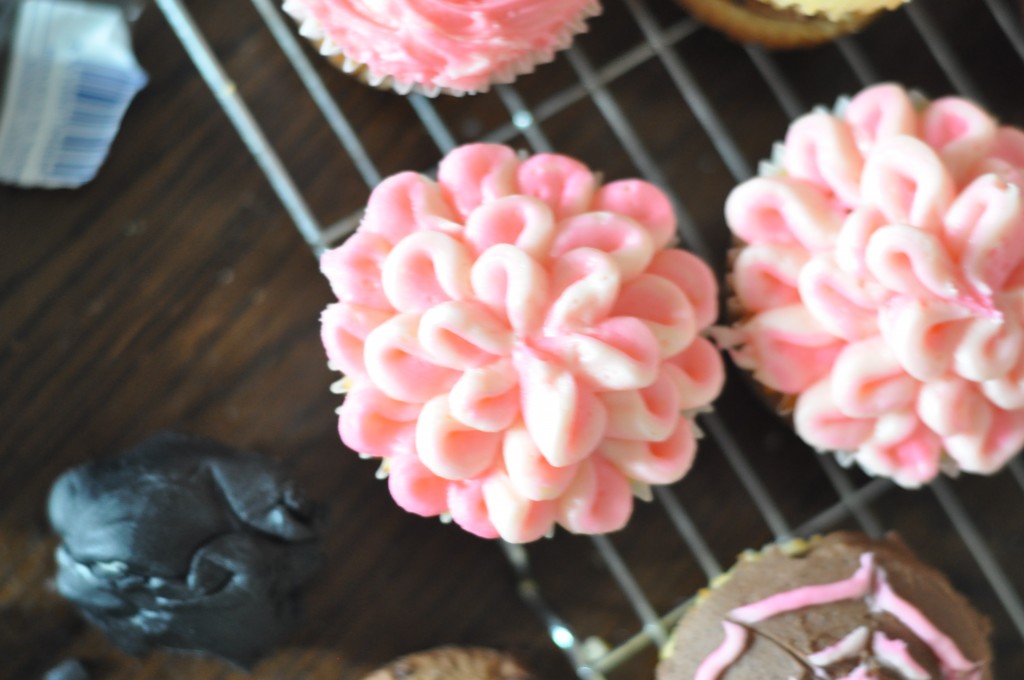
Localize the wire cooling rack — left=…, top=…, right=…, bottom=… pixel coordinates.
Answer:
left=154, top=0, right=1024, bottom=676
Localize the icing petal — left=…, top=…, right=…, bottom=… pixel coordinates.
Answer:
left=794, top=377, right=875, bottom=452
left=865, top=224, right=982, bottom=309
left=551, top=211, right=655, bottom=281
left=731, top=305, right=845, bottom=394
left=830, top=336, right=919, bottom=418
left=599, top=368, right=681, bottom=442
left=922, top=96, right=997, bottom=184
left=917, top=377, right=990, bottom=438
left=502, top=424, right=578, bottom=501
left=953, top=312, right=1023, bottom=382
left=783, top=110, right=864, bottom=207
left=834, top=206, right=888, bottom=276
left=418, top=300, right=512, bottom=370
left=555, top=316, right=661, bottom=391
left=471, top=244, right=550, bottom=336
left=647, top=249, right=720, bottom=329
left=545, top=248, right=620, bottom=331
left=593, top=179, right=677, bottom=249
left=972, top=126, right=1024, bottom=186
left=991, top=125, right=1024, bottom=169
left=843, top=82, right=919, bottom=154
left=516, top=347, right=607, bottom=467
left=448, top=358, right=521, bottom=432
left=447, top=480, right=500, bottom=539
left=946, top=406, right=1024, bottom=475
left=799, top=253, right=882, bottom=341
left=416, top=395, right=502, bottom=480
left=320, top=231, right=392, bottom=308
left=339, top=384, right=419, bottom=458
left=381, top=231, right=473, bottom=312
left=664, top=336, right=726, bottom=412
left=725, top=175, right=843, bottom=252
left=361, top=172, right=458, bottom=243
left=858, top=412, right=943, bottom=487
left=878, top=296, right=972, bottom=381
left=320, top=302, right=393, bottom=378
left=464, top=194, right=556, bottom=260
left=387, top=454, right=450, bottom=517
left=364, top=313, right=460, bottom=402
left=982, top=354, right=1024, bottom=409
left=598, top=417, right=698, bottom=485
left=557, top=456, right=633, bottom=535
left=482, top=471, right=558, bottom=542
left=613, top=273, right=697, bottom=359
left=516, top=152, right=596, bottom=219
left=731, top=243, right=808, bottom=313
left=437, top=143, right=519, bottom=218
left=860, top=136, right=955, bottom=231
left=943, top=173, right=1024, bottom=296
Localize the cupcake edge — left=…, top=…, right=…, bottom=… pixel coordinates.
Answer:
left=282, top=0, right=602, bottom=97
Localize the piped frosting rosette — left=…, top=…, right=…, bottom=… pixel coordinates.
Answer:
left=320, top=143, right=724, bottom=542
left=282, top=0, right=601, bottom=97
left=724, top=82, right=1024, bottom=487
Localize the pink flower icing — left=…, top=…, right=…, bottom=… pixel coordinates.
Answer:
left=320, top=143, right=724, bottom=542
left=696, top=552, right=983, bottom=679
left=282, top=0, right=601, bottom=96
left=726, top=83, right=1024, bottom=487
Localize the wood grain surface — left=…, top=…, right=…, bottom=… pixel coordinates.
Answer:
left=3, top=1, right=1024, bottom=679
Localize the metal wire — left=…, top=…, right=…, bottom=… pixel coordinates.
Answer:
left=159, top=0, right=1024, bottom=676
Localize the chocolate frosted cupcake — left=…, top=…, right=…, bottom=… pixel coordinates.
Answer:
left=657, top=532, right=991, bottom=679
left=363, top=646, right=534, bottom=680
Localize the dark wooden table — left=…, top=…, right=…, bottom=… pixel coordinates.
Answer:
left=4, top=1, right=1024, bottom=679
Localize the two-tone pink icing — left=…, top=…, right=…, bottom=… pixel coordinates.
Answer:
left=282, top=0, right=601, bottom=96
left=319, top=143, right=724, bottom=542
left=725, top=82, right=1024, bottom=487
left=696, top=552, right=983, bottom=679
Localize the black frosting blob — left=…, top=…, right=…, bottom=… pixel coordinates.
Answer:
left=47, top=432, right=325, bottom=668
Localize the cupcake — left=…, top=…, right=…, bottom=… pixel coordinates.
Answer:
left=47, top=432, right=325, bottom=667
left=674, top=0, right=908, bottom=49
left=363, top=646, right=534, bottom=680
left=281, top=0, right=602, bottom=96
left=319, top=143, right=724, bottom=543
left=722, top=82, right=1024, bottom=488
left=657, top=532, right=992, bottom=679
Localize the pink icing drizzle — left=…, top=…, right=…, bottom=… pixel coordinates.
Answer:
left=694, top=551, right=983, bottom=679
left=282, top=0, right=601, bottom=95
left=320, top=143, right=723, bottom=542
left=727, top=83, right=1024, bottom=486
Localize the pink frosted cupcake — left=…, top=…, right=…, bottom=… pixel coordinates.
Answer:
left=319, top=143, right=724, bottom=542
left=282, top=0, right=601, bottom=96
left=723, top=82, right=1024, bottom=487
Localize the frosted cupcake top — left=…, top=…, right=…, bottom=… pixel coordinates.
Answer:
left=319, top=143, right=724, bottom=542
left=725, top=82, right=1024, bottom=487
left=657, top=533, right=990, bottom=680
left=282, top=0, right=600, bottom=95
left=697, top=552, right=982, bottom=678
